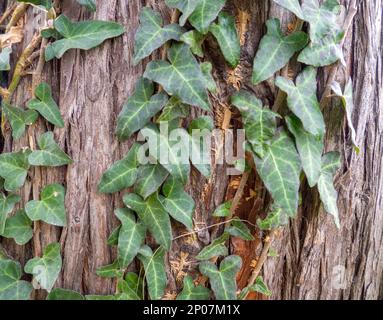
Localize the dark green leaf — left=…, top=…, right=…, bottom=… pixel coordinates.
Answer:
left=200, top=62, right=217, bottom=93
left=107, top=226, right=120, bottom=246
left=0, top=149, right=31, bottom=192
left=252, top=18, right=308, bottom=85
left=199, top=255, right=242, bottom=300
left=209, top=12, right=240, bottom=68
left=134, top=164, right=169, bottom=199
left=96, top=260, right=123, bottom=278
left=275, top=67, right=325, bottom=136
left=27, top=82, right=64, bottom=127
left=2, top=102, right=38, bottom=139
left=273, top=0, right=304, bottom=19
left=133, top=8, right=183, bottom=64
left=226, top=218, right=254, bottom=241
left=47, top=288, right=85, bottom=300
left=0, top=193, right=21, bottom=234
left=25, top=183, right=66, bottom=227
left=180, top=30, right=204, bottom=57
left=196, top=233, right=229, bottom=260
left=116, top=278, right=141, bottom=300
left=189, top=0, right=226, bottom=34
left=24, top=242, right=62, bottom=292
left=45, top=15, right=125, bottom=61
left=212, top=201, right=232, bottom=217
left=239, top=276, right=271, bottom=299
left=2, top=209, right=33, bottom=245
left=165, top=0, right=200, bottom=26
left=144, top=43, right=210, bottom=110
left=28, top=132, right=72, bottom=167
left=177, top=275, right=210, bottom=300
left=157, top=97, right=190, bottom=122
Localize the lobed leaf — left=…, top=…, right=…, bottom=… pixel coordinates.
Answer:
left=2, top=209, right=33, bottom=245
left=200, top=62, right=217, bottom=93
left=0, top=193, right=21, bottom=234
left=226, top=218, right=254, bottom=241
left=47, top=288, right=85, bottom=300
left=134, top=164, right=169, bottom=200
left=116, top=278, right=141, bottom=300
left=196, top=233, right=229, bottom=260
left=0, top=149, right=31, bottom=192
left=2, top=102, right=38, bottom=139
left=157, top=96, right=190, bottom=122
left=165, top=0, right=200, bottom=26
left=177, top=275, right=210, bottom=300
left=189, top=0, right=226, bottom=34
left=25, top=183, right=66, bottom=227
left=180, top=30, right=204, bottom=57
left=96, top=260, right=123, bottom=278
left=27, top=82, right=64, bottom=128
left=212, top=201, right=231, bottom=217
left=239, top=276, right=272, bottom=299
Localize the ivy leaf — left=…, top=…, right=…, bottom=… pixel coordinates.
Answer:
left=212, top=201, right=232, bottom=217
left=0, top=149, right=31, bottom=192
left=165, top=0, right=200, bottom=26
left=45, top=15, right=125, bottom=61
left=196, top=233, right=229, bottom=260
left=177, top=275, right=210, bottom=300
left=0, top=194, right=21, bottom=234
left=252, top=18, right=308, bottom=85
left=298, top=31, right=345, bottom=67
left=157, top=97, right=190, bottom=122
left=254, top=130, right=301, bottom=217
left=2, top=209, right=33, bottom=245
left=123, top=193, right=172, bottom=250
left=180, top=30, right=204, bottom=57
left=275, top=67, right=325, bottom=136
left=239, top=276, right=272, bottom=299
left=137, top=245, right=167, bottom=300
left=331, top=79, right=359, bottom=153
left=96, top=260, right=123, bottom=278
left=107, top=226, right=120, bottom=246
left=302, top=0, right=341, bottom=43
left=273, top=0, right=304, bottom=20
left=2, top=102, right=38, bottom=139
left=0, top=47, right=12, bottom=71
left=25, top=183, right=66, bottom=227
left=17, top=0, right=52, bottom=10
left=115, top=208, right=146, bottom=268
left=27, top=82, right=64, bottom=128
left=47, top=288, right=85, bottom=300
left=162, top=176, right=195, bottom=230
left=98, top=143, right=140, bottom=194
left=209, top=12, right=240, bottom=68
left=226, top=218, right=254, bottom=241
left=318, top=152, right=341, bottom=228
left=85, top=295, right=116, bottom=300
left=116, top=278, right=141, bottom=300
left=24, top=242, right=62, bottom=292
left=200, top=62, right=217, bottom=93
left=189, top=0, right=226, bottom=34
left=199, top=255, right=242, bottom=300
left=0, top=259, right=33, bottom=300
left=286, top=115, right=324, bottom=187
left=76, top=0, right=96, bottom=11
left=116, top=78, right=168, bottom=141
left=231, top=90, right=279, bottom=158
left=28, top=132, right=72, bottom=167
left=133, top=8, right=183, bottom=65
left=257, top=206, right=289, bottom=230
left=134, top=164, right=169, bottom=200
left=144, top=43, right=210, bottom=111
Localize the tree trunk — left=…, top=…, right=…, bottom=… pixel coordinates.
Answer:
left=1, top=0, right=382, bottom=300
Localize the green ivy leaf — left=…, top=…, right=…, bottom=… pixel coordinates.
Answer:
left=239, top=276, right=272, bottom=299
left=273, top=0, right=304, bottom=19
left=252, top=18, right=308, bottom=85
left=0, top=47, right=12, bottom=71
left=298, top=31, right=345, bottom=67
left=0, top=259, right=33, bottom=300
left=85, top=295, right=116, bottom=300
left=0, top=193, right=21, bottom=234
left=144, top=43, right=210, bottom=110
left=107, top=226, right=120, bottom=246
left=257, top=206, right=288, bottom=230
left=180, top=30, right=204, bottom=57
left=137, top=245, right=167, bottom=300
left=134, top=164, right=169, bottom=199
left=226, top=218, right=254, bottom=241
left=28, top=132, right=72, bottom=167
left=76, top=0, right=96, bottom=11
left=177, top=275, right=210, bottom=300
left=286, top=115, right=324, bottom=187
left=331, top=79, right=359, bottom=153
left=212, top=201, right=232, bottom=217
left=199, top=255, right=242, bottom=300
left=196, top=233, right=229, bottom=260
left=125, top=272, right=144, bottom=299
left=117, top=78, right=168, bottom=141
left=189, top=0, right=226, bottom=34
left=302, top=0, right=341, bottom=43
left=231, top=90, right=279, bottom=158
left=17, top=0, right=52, bottom=10
left=25, top=183, right=66, bottom=227
left=123, top=193, right=172, bottom=250
left=157, top=96, right=190, bottom=122
left=27, top=82, right=64, bottom=128
left=116, top=277, right=141, bottom=300
left=318, top=152, right=341, bottom=228
left=98, top=143, right=140, bottom=194
left=24, top=242, right=62, bottom=292
left=96, top=260, right=124, bottom=278
left=2, top=102, right=38, bottom=139
left=0, top=149, right=31, bottom=192
left=254, top=130, right=301, bottom=217
left=209, top=12, right=240, bottom=68
left=165, top=0, right=200, bottom=26
left=47, top=288, right=85, bottom=300
left=45, top=15, right=125, bottom=61
left=115, top=208, right=146, bottom=268
left=2, top=209, right=33, bottom=245
left=162, top=175, right=195, bottom=230
left=200, top=62, right=217, bottom=93
left=133, top=8, right=183, bottom=65
left=276, top=67, right=325, bottom=136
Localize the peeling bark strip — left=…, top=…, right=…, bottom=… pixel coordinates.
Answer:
left=1, top=0, right=382, bottom=299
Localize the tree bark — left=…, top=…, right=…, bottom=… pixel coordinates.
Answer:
left=1, top=0, right=382, bottom=299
